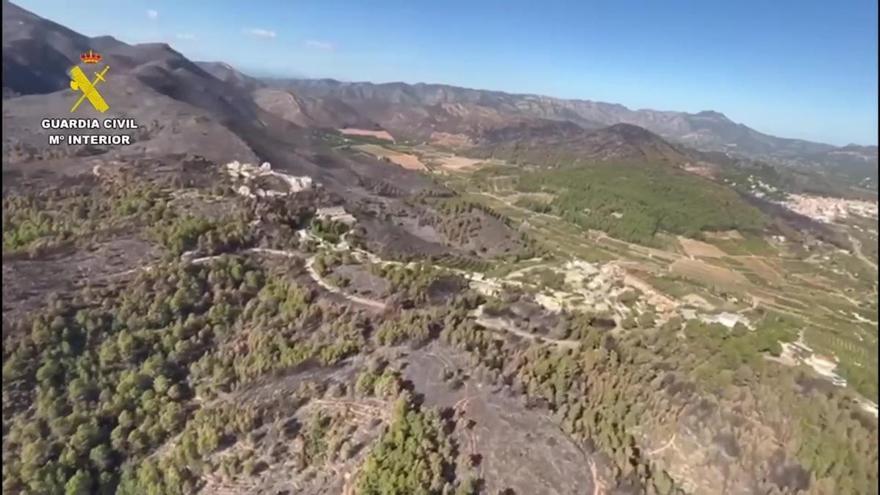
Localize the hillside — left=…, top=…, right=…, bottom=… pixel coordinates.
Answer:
left=472, top=121, right=704, bottom=166
left=2, top=2, right=878, bottom=495
left=252, top=87, right=379, bottom=129
left=805, top=145, right=879, bottom=185
left=195, top=61, right=264, bottom=92
left=279, top=78, right=877, bottom=194
left=278, top=79, right=839, bottom=159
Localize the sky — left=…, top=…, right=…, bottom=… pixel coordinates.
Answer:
left=13, top=0, right=879, bottom=146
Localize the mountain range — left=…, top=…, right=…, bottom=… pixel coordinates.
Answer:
left=1, top=0, right=445, bottom=204
left=273, top=78, right=875, bottom=164
left=2, top=0, right=875, bottom=183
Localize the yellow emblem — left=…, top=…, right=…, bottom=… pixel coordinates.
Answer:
left=69, top=65, right=110, bottom=113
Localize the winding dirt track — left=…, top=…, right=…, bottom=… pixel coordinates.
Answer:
left=473, top=307, right=580, bottom=349
left=304, top=255, right=387, bottom=310
left=196, top=247, right=388, bottom=310
left=848, top=234, right=877, bottom=270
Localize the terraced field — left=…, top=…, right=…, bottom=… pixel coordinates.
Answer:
left=418, top=152, right=879, bottom=405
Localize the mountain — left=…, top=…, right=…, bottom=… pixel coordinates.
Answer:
left=2, top=0, right=113, bottom=95
left=193, top=63, right=381, bottom=131
left=195, top=61, right=264, bottom=92
left=802, top=144, right=879, bottom=187
left=277, top=79, right=840, bottom=160
left=251, top=87, right=379, bottom=129
left=2, top=1, right=261, bottom=127
left=0, top=0, right=443, bottom=199
left=279, top=78, right=880, bottom=189
left=2, top=0, right=259, bottom=167
left=809, top=144, right=879, bottom=168
left=274, top=79, right=603, bottom=143
left=472, top=121, right=705, bottom=166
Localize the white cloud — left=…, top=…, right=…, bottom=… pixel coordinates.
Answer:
left=304, top=39, right=335, bottom=51
left=175, top=33, right=197, bottom=40
left=146, top=9, right=159, bottom=20
left=243, top=28, right=277, bottom=39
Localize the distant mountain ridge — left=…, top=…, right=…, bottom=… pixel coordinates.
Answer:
left=195, top=61, right=264, bottom=92
left=1, top=0, right=441, bottom=198
left=472, top=121, right=705, bottom=167
left=275, top=78, right=880, bottom=182
left=276, top=79, right=842, bottom=158
left=3, top=0, right=872, bottom=183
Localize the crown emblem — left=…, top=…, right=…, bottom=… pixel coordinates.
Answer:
left=80, top=50, right=102, bottom=64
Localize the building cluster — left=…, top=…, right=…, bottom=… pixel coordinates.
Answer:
left=225, top=161, right=314, bottom=198
left=315, top=206, right=357, bottom=226
left=780, top=194, right=878, bottom=223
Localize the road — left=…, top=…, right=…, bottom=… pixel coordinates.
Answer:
left=199, top=246, right=389, bottom=311
left=304, top=255, right=387, bottom=311
left=473, top=306, right=580, bottom=350
left=848, top=234, right=877, bottom=271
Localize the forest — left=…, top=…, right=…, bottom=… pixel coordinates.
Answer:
left=4, top=242, right=877, bottom=494
left=2, top=169, right=877, bottom=495
left=515, top=163, right=769, bottom=246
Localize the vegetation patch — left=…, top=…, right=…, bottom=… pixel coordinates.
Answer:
left=677, top=237, right=727, bottom=258
left=356, top=396, right=465, bottom=494
left=3, top=182, right=168, bottom=254
left=515, top=163, right=768, bottom=246
left=669, top=258, right=749, bottom=291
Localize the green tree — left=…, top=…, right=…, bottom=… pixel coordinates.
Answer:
left=64, top=469, right=93, bottom=495
left=89, top=444, right=114, bottom=471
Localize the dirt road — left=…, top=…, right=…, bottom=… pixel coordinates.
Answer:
left=848, top=234, right=877, bottom=270
left=473, top=306, right=580, bottom=349
left=305, top=256, right=387, bottom=311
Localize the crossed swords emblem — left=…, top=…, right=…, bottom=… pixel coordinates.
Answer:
left=69, top=65, right=110, bottom=113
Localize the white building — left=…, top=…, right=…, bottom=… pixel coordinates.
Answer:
left=316, top=206, right=356, bottom=225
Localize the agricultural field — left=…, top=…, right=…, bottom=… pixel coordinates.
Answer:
left=3, top=148, right=876, bottom=495
left=350, top=144, right=427, bottom=170
left=353, top=139, right=879, bottom=419
left=430, top=155, right=879, bottom=408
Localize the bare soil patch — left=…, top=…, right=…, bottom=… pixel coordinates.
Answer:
left=339, top=128, right=395, bottom=142
left=3, top=235, right=159, bottom=334
left=429, top=131, right=474, bottom=148
left=330, top=264, right=391, bottom=300
left=195, top=359, right=381, bottom=495
left=402, top=344, right=597, bottom=495
left=512, top=192, right=556, bottom=204
left=433, top=155, right=484, bottom=171
left=357, top=216, right=451, bottom=259
left=737, top=257, right=784, bottom=284
left=678, top=236, right=727, bottom=258
left=353, top=144, right=426, bottom=170
left=670, top=258, right=748, bottom=289
left=682, top=294, right=715, bottom=311
left=682, top=164, right=717, bottom=178
left=393, top=216, right=447, bottom=245
left=704, top=230, right=744, bottom=241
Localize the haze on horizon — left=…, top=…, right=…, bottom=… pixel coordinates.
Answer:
left=12, top=0, right=879, bottom=146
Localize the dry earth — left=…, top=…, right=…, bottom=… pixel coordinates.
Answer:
left=432, top=154, right=485, bottom=171
left=678, top=236, right=728, bottom=258
left=352, top=144, right=426, bottom=170
left=402, top=344, right=600, bottom=495
left=669, top=258, right=749, bottom=289
left=339, top=128, right=395, bottom=142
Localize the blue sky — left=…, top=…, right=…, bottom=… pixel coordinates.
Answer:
left=15, top=0, right=878, bottom=145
